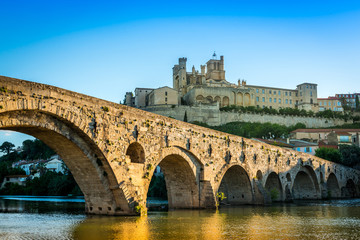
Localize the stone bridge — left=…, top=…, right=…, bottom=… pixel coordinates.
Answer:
left=0, top=75, right=359, bottom=215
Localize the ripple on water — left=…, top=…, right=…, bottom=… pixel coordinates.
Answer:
left=0, top=213, right=85, bottom=240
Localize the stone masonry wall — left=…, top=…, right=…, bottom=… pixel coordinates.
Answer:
left=145, top=105, right=348, bottom=127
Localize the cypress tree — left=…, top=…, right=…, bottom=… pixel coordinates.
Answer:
left=184, top=111, right=188, bottom=122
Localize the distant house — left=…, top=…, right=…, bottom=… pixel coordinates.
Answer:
left=45, top=155, right=65, bottom=173
left=290, top=139, right=319, bottom=155
left=290, top=129, right=360, bottom=144
left=13, top=159, right=48, bottom=175
left=12, top=155, right=66, bottom=176
left=0, top=175, right=29, bottom=189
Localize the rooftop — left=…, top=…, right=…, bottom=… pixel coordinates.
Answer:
left=252, top=138, right=294, bottom=148
left=290, top=139, right=318, bottom=147
left=291, top=129, right=360, bottom=133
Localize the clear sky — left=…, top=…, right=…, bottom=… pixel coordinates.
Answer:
left=1, top=0, right=360, bottom=147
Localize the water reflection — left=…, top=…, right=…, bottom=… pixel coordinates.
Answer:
left=1, top=197, right=360, bottom=239
left=0, top=195, right=85, bottom=214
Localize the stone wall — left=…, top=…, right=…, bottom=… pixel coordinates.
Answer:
left=144, top=105, right=348, bottom=128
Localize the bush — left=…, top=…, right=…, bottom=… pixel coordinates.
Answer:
left=270, top=188, right=279, bottom=201
left=219, top=105, right=354, bottom=121
left=315, top=147, right=342, bottom=164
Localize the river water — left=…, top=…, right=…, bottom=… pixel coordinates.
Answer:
left=1, top=196, right=360, bottom=239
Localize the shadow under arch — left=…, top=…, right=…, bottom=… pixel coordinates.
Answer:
left=342, top=178, right=358, bottom=198
left=264, top=172, right=283, bottom=201
left=218, top=165, right=252, bottom=205
left=292, top=165, right=320, bottom=200
left=327, top=173, right=341, bottom=198
left=0, top=110, right=130, bottom=215
left=145, top=145, right=209, bottom=209
left=155, top=154, right=200, bottom=209
left=256, top=170, right=263, bottom=183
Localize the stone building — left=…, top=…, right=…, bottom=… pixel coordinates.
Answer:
left=335, top=93, right=360, bottom=110
left=127, top=54, right=319, bottom=112
left=146, top=86, right=178, bottom=106
left=135, top=88, right=154, bottom=108
left=290, top=128, right=360, bottom=143
left=174, top=55, right=318, bottom=111
left=317, top=96, right=343, bottom=112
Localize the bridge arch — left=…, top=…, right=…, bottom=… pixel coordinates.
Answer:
left=0, top=110, right=130, bottom=215
left=217, top=165, right=252, bottom=205
left=147, top=146, right=203, bottom=209
left=264, top=172, right=283, bottom=201
left=126, top=142, right=145, bottom=164
left=292, top=166, right=320, bottom=199
left=256, top=170, right=263, bottom=183
left=326, top=173, right=341, bottom=198
left=342, top=179, right=358, bottom=198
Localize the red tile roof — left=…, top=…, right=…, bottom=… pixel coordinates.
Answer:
left=291, top=129, right=360, bottom=133
left=4, top=175, right=30, bottom=178
left=317, top=97, right=340, bottom=100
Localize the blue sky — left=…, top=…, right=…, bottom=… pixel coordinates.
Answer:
left=1, top=0, right=360, bottom=147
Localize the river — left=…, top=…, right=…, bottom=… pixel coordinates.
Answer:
left=1, top=196, right=360, bottom=239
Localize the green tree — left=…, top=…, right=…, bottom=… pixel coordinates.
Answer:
left=147, top=174, right=167, bottom=199
left=315, top=147, right=342, bottom=164
left=20, top=139, right=55, bottom=160
left=356, top=95, right=360, bottom=111
left=183, top=111, right=188, bottom=122
left=0, top=141, right=15, bottom=155
left=338, top=144, right=360, bottom=168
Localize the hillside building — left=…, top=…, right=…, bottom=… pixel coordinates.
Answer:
left=317, top=97, right=343, bottom=112
left=335, top=93, right=360, bottom=110
left=126, top=54, right=319, bottom=112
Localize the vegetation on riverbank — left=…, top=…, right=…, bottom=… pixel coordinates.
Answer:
left=193, top=121, right=360, bottom=139
left=193, top=121, right=307, bottom=139
left=220, top=106, right=359, bottom=122
left=315, top=145, right=360, bottom=169
left=0, top=139, right=82, bottom=196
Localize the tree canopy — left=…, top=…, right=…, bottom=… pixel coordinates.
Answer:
left=315, top=145, right=360, bottom=169
left=0, top=141, right=15, bottom=155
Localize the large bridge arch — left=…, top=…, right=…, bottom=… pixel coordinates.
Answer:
left=292, top=166, right=320, bottom=199
left=217, top=164, right=253, bottom=205
left=0, top=110, right=130, bottom=215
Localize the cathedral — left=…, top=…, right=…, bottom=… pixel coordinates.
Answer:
left=126, top=54, right=319, bottom=112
